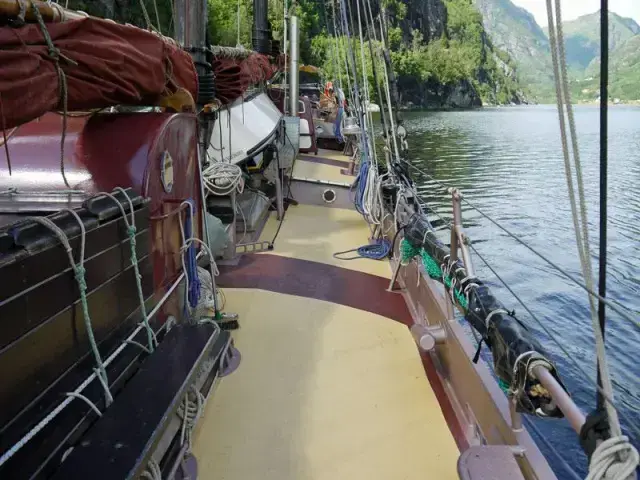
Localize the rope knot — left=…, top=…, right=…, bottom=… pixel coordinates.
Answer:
left=587, top=436, right=639, bottom=480
left=73, top=265, right=87, bottom=291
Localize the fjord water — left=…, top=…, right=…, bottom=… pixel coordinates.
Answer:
left=404, top=105, right=639, bottom=478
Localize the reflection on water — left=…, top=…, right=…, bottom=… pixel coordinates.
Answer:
left=401, top=105, right=640, bottom=478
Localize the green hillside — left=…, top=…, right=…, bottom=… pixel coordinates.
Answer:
left=476, top=0, right=640, bottom=103
left=574, top=35, right=640, bottom=102
left=549, top=12, right=640, bottom=71
left=474, top=0, right=553, bottom=101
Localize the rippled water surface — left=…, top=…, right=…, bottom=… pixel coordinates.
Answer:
left=401, top=105, right=639, bottom=478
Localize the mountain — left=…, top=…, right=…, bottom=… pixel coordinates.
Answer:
left=475, top=1, right=640, bottom=102
left=473, top=0, right=553, bottom=101
left=573, top=35, right=640, bottom=102
left=546, top=12, right=640, bottom=72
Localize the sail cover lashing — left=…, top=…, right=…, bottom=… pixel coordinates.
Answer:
left=212, top=53, right=276, bottom=105
left=403, top=214, right=567, bottom=418
left=0, top=17, right=198, bottom=129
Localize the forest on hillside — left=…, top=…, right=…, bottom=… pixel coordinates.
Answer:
left=65, top=0, right=527, bottom=107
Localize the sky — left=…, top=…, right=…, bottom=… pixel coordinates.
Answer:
left=511, top=0, right=640, bottom=28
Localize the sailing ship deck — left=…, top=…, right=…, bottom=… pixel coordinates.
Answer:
left=193, top=150, right=460, bottom=479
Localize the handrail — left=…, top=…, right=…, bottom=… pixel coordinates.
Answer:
left=532, top=365, right=586, bottom=434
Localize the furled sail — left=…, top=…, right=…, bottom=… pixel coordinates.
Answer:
left=0, top=16, right=198, bottom=129
left=211, top=51, right=277, bottom=105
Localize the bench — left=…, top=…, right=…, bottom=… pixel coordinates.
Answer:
left=51, top=324, right=230, bottom=480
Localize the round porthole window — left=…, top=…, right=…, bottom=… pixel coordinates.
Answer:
left=322, top=189, right=336, bottom=204
left=160, top=150, right=174, bottom=193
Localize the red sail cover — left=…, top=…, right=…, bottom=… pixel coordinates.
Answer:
left=213, top=53, right=276, bottom=105
left=0, top=18, right=198, bottom=129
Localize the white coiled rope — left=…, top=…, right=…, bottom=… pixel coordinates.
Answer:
left=202, top=162, right=244, bottom=196
left=586, top=437, right=640, bottom=480
left=178, top=386, right=205, bottom=449
left=140, top=458, right=163, bottom=480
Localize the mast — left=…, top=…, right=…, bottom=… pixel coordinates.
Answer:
left=289, top=15, right=299, bottom=117
left=252, top=0, right=272, bottom=54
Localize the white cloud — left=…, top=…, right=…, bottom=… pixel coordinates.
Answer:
left=511, top=0, right=640, bottom=28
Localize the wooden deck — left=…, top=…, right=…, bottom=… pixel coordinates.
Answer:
left=193, top=149, right=460, bottom=479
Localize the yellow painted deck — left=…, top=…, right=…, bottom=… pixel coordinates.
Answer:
left=292, top=158, right=352, bottom=184
left=193, top=148, right=459, bottom=479
left=259, top=203, right=390, bottom=278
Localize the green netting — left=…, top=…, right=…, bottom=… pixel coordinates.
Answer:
left=497, top=378, right=511, bottom=394
left=399, top=239, right=468, bottom=309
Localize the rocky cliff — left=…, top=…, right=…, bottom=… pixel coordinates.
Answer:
left=387, top=0, right=528, bottom=108
left=474, top=0, right=553, bottom=101
left=476, top=0, right=640, bottom=102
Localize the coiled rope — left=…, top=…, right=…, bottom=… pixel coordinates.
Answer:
left=96, top=188, right=157, bottom=353
left=586, top=436, right=640, bottom=480
left=178, top=386, right=205, bottom=449
left=180, top=200, right=201, bottom=313
left=140, top=458, right=162, bottom=480
left=333, top=238, right=391, bottom=260
left=178, top=201, right=219, bottom=319
left=202, top=161, right=244, bottom=196
left=29, top=211, right=113, bottom=407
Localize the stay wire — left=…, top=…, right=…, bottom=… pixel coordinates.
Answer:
left=468, top=240, right=640, bottom=441
left=403, top=160, right=640, bottom=330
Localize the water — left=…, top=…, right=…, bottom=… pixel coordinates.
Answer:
left=402, top=105, right=639, bottom=478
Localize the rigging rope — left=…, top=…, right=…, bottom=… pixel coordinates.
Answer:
left=333, top=1, right=353, bottom=108
left=0, top=95, right=13, bottom=175
left=31, top=3, right=76, bottom=189
left=376, top=10, right=401, bottom=163
left=403, top=159, right=640, bottom=329
left=29, top=212, right=114, bottom=407
left=338, top=0, right=369, bottom=163
left=96, top=189, right=157, bottom=353
left=544, top=8, right=638, bottom=477
left=138, top=0, right=153, bottom=30
left=597, top=0, right=609, bottom=414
